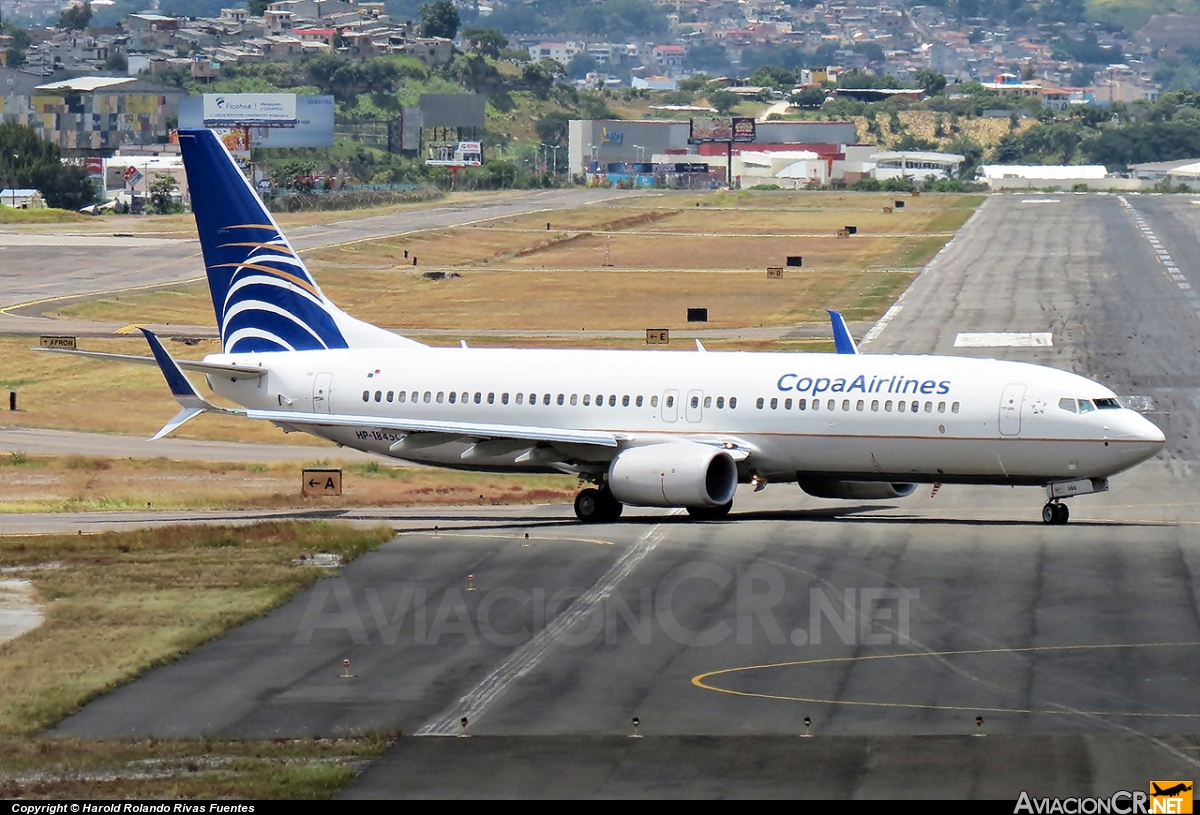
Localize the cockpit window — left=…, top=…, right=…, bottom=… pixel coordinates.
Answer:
left=1058, top=398, right=1077, bottom=413
left=1077, top=399, right=1096, bottom=414
left=1094, top=398, right=1121, bottom=409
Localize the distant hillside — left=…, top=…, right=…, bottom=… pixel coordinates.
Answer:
left=1086, top=0, right=1200, bottom=33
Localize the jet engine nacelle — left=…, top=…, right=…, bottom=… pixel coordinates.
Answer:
left=799, top=480, right=918, bottom=500
left=608, top=442, right=738, bottom=508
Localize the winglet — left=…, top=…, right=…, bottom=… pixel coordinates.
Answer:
left=140, top=328, right=223, bottom=438
left=827, top=310, right=859, bottom=354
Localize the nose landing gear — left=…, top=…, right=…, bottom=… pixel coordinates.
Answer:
left=1042, top=502, right=1069, bottom=525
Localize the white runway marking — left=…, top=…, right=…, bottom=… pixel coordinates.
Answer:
left=1020, top=198, right=1060, bottom=204
left=415, top=523, right=671, bottom=736
left=954, top=332, right=1053, bottom=348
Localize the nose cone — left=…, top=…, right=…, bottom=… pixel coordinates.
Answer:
left=1111, top=412, right=1165, bottom=472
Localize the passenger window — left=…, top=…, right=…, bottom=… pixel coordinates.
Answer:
left=544, top=394, right=552, bottom=405
left=411, top=391, right=419, bottom=403
left=756, top=397, right=765, bottom=409
left=827, top=399, right=835, bottom=411
left=529, top=393, right=536, bottom=404
left=703, top=396, right=711, bottom=408
left=798, top=398, right=807, bottom=410
left=571, top=394, right=578, bottom=406
left=436, top=392, right=444, bottom=403
left=951, top=401, right=960, bottom=413
left=812, top=399, right=820, bottom=411
left=420, top=391, right=429, bottom=403
left=729, top=397, right=737, bottom=409
left=583, top=394, right=591, bottom=406
left=596, top=394, right=603, bottom=406
left=937, top=401, right=945, bottom=413
left=362, top=390, right=369, bottom=402
left=717, top=396, right=725, bottom=409
left=691, top=396, right=700, bottom=409
left=771, top=398, right=779, bottom=409
left=608, top=395, right=616, bottom=407
left=898, top=400, right=905, bottom=412
left=515, top=393, right=523, bottom=405
left=910, top=401, right=919, bottom=413
left=449, top=392, right=457, bottom=404
left=856, top=400, right=864, bottom=411
left=400, top=391, right=408, bottom=404
left=885, top=400, right=893, bottom=412
left=375, top=391, right=382, bottom=402
left=474, top=392, right=481, bottom=404
left=501, top=393, right=509, bottom=405
left=636, top=395, right=643, bottom=407
left=461, top=392, right=468, bottom=404
left=624, top=395, right=632, bottom=407
left=784, top=398, right=792, bottom=410
left=387, top=391, right=394, bottom=402
left=666, top=395, right=675, bottom=408
left=871, top=400, right=879, bottom=411
left=1078, top=399, right=1095, bottom=413
left=558, top=394, right=565, bottom=405
left=487, top=393, right=495, bottom=404
left=651, top=395, right=659, bottom=407
left=841, top=399, right=849, bottom=411
left=924, top=401, right=932, bottom=413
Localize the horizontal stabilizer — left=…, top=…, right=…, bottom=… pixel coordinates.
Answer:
left=33, top=346, right=267, bottom=378
left=827, top=309, right=859, bottom=355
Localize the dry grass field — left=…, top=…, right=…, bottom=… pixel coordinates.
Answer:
left=0, top=452, right=578, bottom=513
left=0, top=521, right=395, bottom=797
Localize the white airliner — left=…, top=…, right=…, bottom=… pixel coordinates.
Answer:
left=47, top=129, right=1165, bottom=525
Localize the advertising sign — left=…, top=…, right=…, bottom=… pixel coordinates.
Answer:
left=181, top=96, right=333, bottom=147
left=689, top=116, right=757, bottom=144
left=203, top=93, right=297, bottom=126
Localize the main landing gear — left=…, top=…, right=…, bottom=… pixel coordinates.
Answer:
left=1042, top=501, right=1070, bottom=525
left=686, top=501, right=733, bottom=521
left=574, top=486, right=623, bottom=523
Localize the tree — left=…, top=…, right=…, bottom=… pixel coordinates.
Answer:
left=272, top=158, right=318, bottom=193
left=708, top=89, right=740, bottom=115
left=462, top=27, right=507, bottom=59
left=566, top=52, right=598, bottom=80
left=147, top=173, right=179, bottom=214
left=2, top=21, right=31, bottom=67
left=0, top=122, right=96, bottom=210
left=522, top=58, right=564, bottom=98
left=57, top=2, right=93, bottom=31
left=104, top=51, right=128, bottom=72
left=420, top=0, right=460, bottom=39
left=915, top=69, right=947, bottom=97
left=791, top=87, right=826, bottom=108
left=535, top=111, right=571, bottom=146
left=248, top=0, right=270, bottom=15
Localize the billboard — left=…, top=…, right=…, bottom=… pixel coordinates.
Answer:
left=689, top=116, right=757, bottom=144
left=418, top=93, right=486, bottom=128
left=202, top=93, right=297, bottom=126
left=181, top=96, right=334, bottom=147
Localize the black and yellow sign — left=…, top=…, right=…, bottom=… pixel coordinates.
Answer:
left=646, top=329, right=670, bottom=345
left=39, top=335, right=77, bottom=350
left=1150, top=782, right=1193, bottom=814
left=766, top=267, right=783, bottom=279
left=302, top=468, right=343, bottom=497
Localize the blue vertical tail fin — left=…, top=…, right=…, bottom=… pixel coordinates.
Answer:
left=178, top=128, right=419, bottom=353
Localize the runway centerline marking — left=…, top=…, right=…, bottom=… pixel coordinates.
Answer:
left=415, top=521, right=672, bottom=736
left=692, top=642, right=1200, bottom=718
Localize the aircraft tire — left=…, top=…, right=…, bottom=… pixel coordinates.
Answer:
left=575, top=489, right=605, bottom=523
left=1056, top=503, right=1069, bottom=524
left=1042, top=504, right=1056, bottom=525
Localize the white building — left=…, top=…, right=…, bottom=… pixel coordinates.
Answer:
left=872, top=151, right=964, bottom=183
left=976, top=164, right=1110, bottom=190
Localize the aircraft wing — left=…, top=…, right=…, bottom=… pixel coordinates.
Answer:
left=33, top=346, right=267, bottom=378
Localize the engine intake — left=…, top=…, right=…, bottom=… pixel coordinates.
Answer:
left=799, top=480, right=918, bottom=500
left=608, top=443, right=738, bottom=508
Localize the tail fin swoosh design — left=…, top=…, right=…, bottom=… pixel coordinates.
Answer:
left=178, top=128, right=348, bottom=353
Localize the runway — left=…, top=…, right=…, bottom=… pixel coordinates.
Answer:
left=34, top=192, right=1200, bottom=796
left=0, top=188, right=629, bottom=336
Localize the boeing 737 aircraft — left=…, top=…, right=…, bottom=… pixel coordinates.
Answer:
left=47, top=129, right=1165, bottom=524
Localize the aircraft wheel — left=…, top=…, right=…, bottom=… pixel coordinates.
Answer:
left=575, top=489, right=605, bottom=523
left=687, top=500, right=733, bottom=521
left=1042, top=503, right=1056, bottom=525
left=598, top=486, right=623, bottom=521
left=1056, top=503, right=1069, bottom=525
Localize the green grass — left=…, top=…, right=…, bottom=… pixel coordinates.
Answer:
left=898, top=235, right=953, bottom=268
left=0, top=206, right=89, bottom=224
